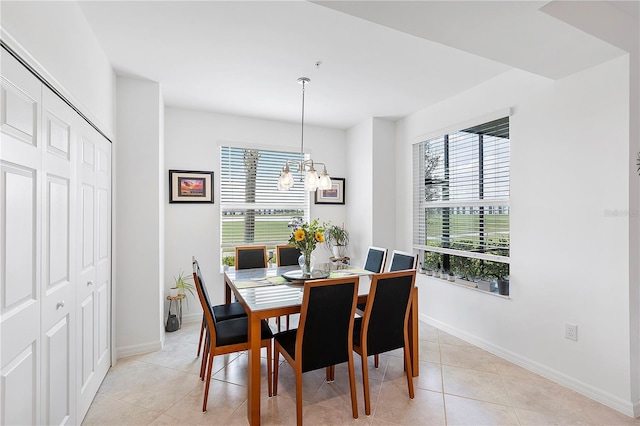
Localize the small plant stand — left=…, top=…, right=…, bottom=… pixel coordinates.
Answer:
left=329, top=256, right=350, bottom=266
left=166, top=294, right=186, bottom=329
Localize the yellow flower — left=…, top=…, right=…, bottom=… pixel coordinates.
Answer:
left=294, top=229, right=306, bottom=242
left=315, top=232, right=324, bottom=243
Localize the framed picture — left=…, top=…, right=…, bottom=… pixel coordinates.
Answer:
left=315, top=177, right=345, bottom=205
left=169, top=170, right=214, bottom=203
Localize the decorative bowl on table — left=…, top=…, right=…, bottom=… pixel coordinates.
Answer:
left=282, top=269, right=330, bottom=283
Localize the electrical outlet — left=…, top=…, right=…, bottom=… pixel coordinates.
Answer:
left=565, top=323, right=578, bottom=341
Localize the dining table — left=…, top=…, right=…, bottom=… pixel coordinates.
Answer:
left=224, top=263, right=419, bottom=426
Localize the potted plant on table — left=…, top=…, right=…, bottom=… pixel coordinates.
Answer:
left=324, top=224, right=350, bottom=259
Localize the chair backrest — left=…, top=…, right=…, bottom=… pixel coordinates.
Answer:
left=276, top=245, right=300, bottom=267
left=388, top=250, right=418, bottom=272
left=193, top=256, right=217, bottom=339
left=363, top=246, right=388, bottom=273
left=235, top=245, right=268, bottom=270
left=296, top=277, right=359, bottom=373
left=360, top=270, right=416, bottom=356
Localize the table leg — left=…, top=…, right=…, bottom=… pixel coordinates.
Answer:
left=225, top=276, right=232, bottom=304
left=247, top=313, right=262, bottom=425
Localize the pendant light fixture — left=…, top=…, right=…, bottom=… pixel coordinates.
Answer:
left=278, top=77, right=332, bottom=192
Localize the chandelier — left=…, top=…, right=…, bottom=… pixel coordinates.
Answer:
left=277, top=77, right=332, bottom=192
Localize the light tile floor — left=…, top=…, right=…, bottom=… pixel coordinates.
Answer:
left=83, top=319, right=639, bottom=425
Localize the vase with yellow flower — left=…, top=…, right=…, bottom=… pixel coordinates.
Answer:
left=288, top=218, right=326, bottom=277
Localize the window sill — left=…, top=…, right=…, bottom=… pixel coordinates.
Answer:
left=419, top=274, right=510, bottom=299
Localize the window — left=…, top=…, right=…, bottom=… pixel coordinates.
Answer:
left=220, top=146, right=308, bottom=264
left=413, top=117, right=510, bottom=287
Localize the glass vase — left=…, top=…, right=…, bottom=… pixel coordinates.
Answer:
left=298, top=252, right=315, bottom=277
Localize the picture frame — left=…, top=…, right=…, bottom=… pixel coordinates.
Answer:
left=169, top=170, right=214, bottom=203
left=314, top=177, right=345, bottom=205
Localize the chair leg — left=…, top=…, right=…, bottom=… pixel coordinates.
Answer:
left=403, top=341, right=415, bottom=399
left=276, top=316, right=282, bottom=332
left=295, top=368, right=303, bottom=426
left=331, top=365, right=335, bottom=381
left=197, top=317, right=204, bottom=356
left=286, top=314, right=290, bottom=330
left=361, top=351, right=371, bottom=415
left=325, top=366, right=332, bottom=382
left=199, top=337, right=209, bottom=380
left=273, top=349, right=279, bottom=395
left=203, top=351, right=214, bottom=412
left=267, top=341, right=273, bottom=397
left=348, top=352, right=358, bottom=419
left=374, top=354, right=379, bottom=368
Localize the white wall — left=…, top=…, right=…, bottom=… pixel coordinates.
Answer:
left=372, top=118, right=397, bottom=252
left=397, top=57, right=634, bottom=414
left=346, top=119, right=374, bottom=265
left=116, top=77, right=164, bottom=356
left=164, top=107, right=347, bottom=320
left=0, top=1, right=116, bottom=138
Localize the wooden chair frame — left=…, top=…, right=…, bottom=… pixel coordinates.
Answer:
left=363, top=246, right=388, bottom=273
left=354, top=269, right=416, bottom=415
left=193, top=257, right=272, bottom=412
left=388, top=249, right=419, bottom=272
left=235, top=245, right=268, bottom=270
left=273, top=277, right=359, bottom=425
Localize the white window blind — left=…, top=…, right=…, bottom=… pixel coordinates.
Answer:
left=220, top=146, right=308, bottom=250
left=413, top=117, right=510, bottom=262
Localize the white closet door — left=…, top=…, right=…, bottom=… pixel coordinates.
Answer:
left=76, top=118, right=111, bottom=421
left=40, top=86, right=76, bottom=426
left=0, top=48, right=43, bottom=426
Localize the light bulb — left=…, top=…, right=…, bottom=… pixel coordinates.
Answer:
left=278, top=167, right=294, bottom=190
left=304, top=168, right=319, bottom=191
left=318, top=168, right=332, bottom=190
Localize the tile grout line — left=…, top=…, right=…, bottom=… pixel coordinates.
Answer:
left=438, top=329, right=449, bottom=426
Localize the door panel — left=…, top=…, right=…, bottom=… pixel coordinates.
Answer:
left=76, top=120, right=111, bottom=421
left=41, top=87, right=76, bottom=425
left=1, top=165, right=37, bottom=309
left=43, top=316, right=72, bottom=425
left=0, top=50, right=42, bottom=423
left=79, top=293, right=95, bottom=394
left=0, top=343, right=38, bottom=426
left=1, top=51, right=39, bottom=149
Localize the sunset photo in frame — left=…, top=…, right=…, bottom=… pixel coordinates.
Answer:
left=315, top=177, right=345, bottom=205
left=169, top=170, right=214, bottom=203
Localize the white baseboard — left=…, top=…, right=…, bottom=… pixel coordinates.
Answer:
left=181, top=313, right=202, bottom=324
left=420, top=313, right=636, bottom=418
left=115, top=340, right=162, bottom=359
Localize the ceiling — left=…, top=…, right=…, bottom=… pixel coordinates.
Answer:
left=77, top=1, right=633, bottom=130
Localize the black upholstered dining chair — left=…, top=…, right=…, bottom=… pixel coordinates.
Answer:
left=363, top=246, right=388, bottom=273
left=273, top=276, right=360, bottom=426
left=192, top=256, right=273, bottom=412
left=276, top=244, right=300, bottom=268
left=195, top=260, right=248, bottom=357
left=356, top=246, right=389, bottom=311
left=353, top=269, right=416, bottom=415
left=197, top=245, right=268, bottom=354
left=388, top=250, right=419, bottom=271
left=235, top=245, right=268, bottom=270
left=275, top=244, right=301, bottom=331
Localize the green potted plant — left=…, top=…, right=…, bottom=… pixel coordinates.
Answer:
left=171, top=270, right=196, bottom=306
left=324, top=224, right=350, bottom=258
left=222, top=255, right=235, bottom=271
left=423, top=252, right=439, bottom=276
left=482, top=260, right=509, bottom=295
